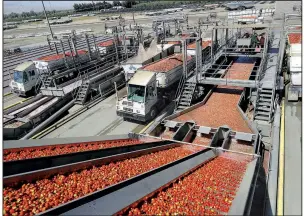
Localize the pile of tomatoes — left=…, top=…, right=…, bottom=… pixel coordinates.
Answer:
left=174, top=63, right=254, bottom=134
left=3, top=139, right=143, bottom=161
left=192, top=134, right=212, bottom=146
left=160, top=128, right=176, bottom=140
left=3, top=146, right=197, bottom=216
left=229, top=139, right=254, bottom=154
left=126, top=153, right=250, bottom=215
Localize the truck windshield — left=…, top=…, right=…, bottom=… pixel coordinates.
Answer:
left=13, top=71, right=23, bottom=83
left=128, top=84, right=145, bottom=103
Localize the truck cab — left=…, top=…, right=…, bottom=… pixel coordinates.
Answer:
left=9, top=62, right=38, bottom=96
left=117, top=71, right=159, bottom=122
left=287, top=43, right=302, bottom=101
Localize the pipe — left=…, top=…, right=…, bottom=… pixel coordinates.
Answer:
left=20, top=100, right=75, bottom=140
left=265, top=104, right=281, bottom=216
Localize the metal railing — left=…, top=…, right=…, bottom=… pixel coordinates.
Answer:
left=174, top=72, right=186, bottom=108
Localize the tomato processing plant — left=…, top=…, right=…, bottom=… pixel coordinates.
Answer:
left=3, top=1, right=301, bottom=215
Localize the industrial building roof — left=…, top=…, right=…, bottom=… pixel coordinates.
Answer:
left=288, top=33, right=302, bottom=44
left=36, top=50, right=87, bottom=61
left=128, top=70, right=155, bottom=86
left=14, top=61, right=33, bottom=71
left=141, top=53, right=192, bottom=73
left=187, top=40, right=212, bottom=49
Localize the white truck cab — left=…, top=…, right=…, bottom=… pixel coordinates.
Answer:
left=117, top=71, right=159, bottom=122
left=9, top=62, right=38, bottom=96
left=287, top=43, right=302, bottom=101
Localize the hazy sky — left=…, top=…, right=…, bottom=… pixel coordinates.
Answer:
left=4, top=1, right=113, bottom=14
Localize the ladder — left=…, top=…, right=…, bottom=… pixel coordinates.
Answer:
left=74, top=71, right=90, bottom=105
left=253, top=87, right=274, bottom=122
left=174, top=81, right=196, bottom=113
left=253, top=31, right=277, bottom=123
left=74, top=80, right=90, bottom=105
left=35, top=67, right=53, bottom=94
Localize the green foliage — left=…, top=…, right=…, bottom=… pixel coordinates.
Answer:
left=4, top=10, right=74, bottom=22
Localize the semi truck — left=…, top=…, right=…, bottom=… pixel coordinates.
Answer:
left=287, top=33, right=301, bottom=101
left=9, top=50, right=91, bottom=96
left=116, top=53, right=195, bottom=122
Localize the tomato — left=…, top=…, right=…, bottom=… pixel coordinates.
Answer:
left=4, top=139, right=145, bottom=161
left=122, top=152, right=251, bottom=215
left=4, top=146, right=197, bottom=215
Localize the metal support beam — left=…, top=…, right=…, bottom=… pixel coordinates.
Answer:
left=59, top=39, right=68, bottom=68
left=199, top=77, right=258, bottom=88
left=67, top=39, right=78, bottom=72
left=182, top=40, right=188, bottom=79
left=195, top=33, right=202, bottom=83
left=213, top=23, right=280, bottom=29
left=42, top=1, right=58, bottom=54
left=211, top=29, right=214, bottom=61
left=70, top=33, right=78, bottom=58
left=85, top=34, right=92, bottom=61
left=92, top=35, right=101, bottom=60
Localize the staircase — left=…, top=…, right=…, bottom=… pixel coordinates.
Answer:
left=74, top=80, right=90, bottom=105
left=43, top=77, right=53, bottom=88
left=174, top=81, right=196, bottom=113
left=253, top=87, right=274, bottom=122
left=35, top=70, right=50, bottom=94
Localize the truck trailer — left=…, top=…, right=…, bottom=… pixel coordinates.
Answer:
left=9, top=50, right=91, bottom=96
left=116, top=53, right=195, bottom=122
left=121, top=40, right=175, bottom=81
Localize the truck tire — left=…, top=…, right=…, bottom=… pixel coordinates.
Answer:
left=149, top=106, right=157, bottom=121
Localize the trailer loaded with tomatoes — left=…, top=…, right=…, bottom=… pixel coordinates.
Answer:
left=4, top=130, right=262, bottom=216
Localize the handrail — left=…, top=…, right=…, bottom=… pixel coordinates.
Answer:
left=253, top=30, right=271, bottom=117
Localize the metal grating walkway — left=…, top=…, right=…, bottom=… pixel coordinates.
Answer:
left=259, top=31, right=281, bottom=89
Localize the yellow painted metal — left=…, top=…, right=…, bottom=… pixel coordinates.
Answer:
left=277, top=100, right=285, bottom=215
left=4, top=97, right=33, bottom=110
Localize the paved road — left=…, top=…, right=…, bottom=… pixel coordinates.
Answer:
left=284, top=98, right=302, bottom=215
left=43, top=87, right=142, bottom=139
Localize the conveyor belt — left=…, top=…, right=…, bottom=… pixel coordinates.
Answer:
left=174, top=57, right=256, bottom=133
left=26, top=97, right=59, bottom=119
left=6, top=97, right=49, bottom=117
left=4, top=140, right=171, bottom=176
left=119, top=152, right=257, bottom=215
left=62, top=151, right=258, bottom=216
left=3, top=143, right=203, bottom=215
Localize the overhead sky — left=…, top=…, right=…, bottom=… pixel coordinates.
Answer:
left=4, top=1, right=113, bottom=14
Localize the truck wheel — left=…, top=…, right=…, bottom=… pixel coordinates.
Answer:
left=149, top=107, right=157, bottom=121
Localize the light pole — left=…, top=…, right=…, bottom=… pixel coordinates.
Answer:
left=42, top=1, right=58, bottom=54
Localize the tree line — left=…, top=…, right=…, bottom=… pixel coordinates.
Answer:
left=4, top=0, right=208, bottom=22
left=73, top=0, right=137, bottom=12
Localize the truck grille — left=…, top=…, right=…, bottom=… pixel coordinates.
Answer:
left=123, top=107, right=133, bottom=112
left=123, top=101, right=133, bottom=106
left=127, top=101, right=133, bottom=106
